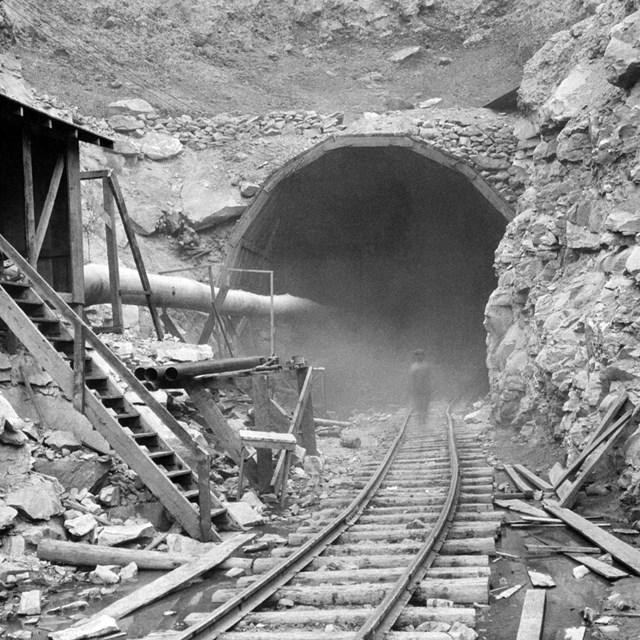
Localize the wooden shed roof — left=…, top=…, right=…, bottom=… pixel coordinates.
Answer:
left=0, top=92, right=114, bottom=147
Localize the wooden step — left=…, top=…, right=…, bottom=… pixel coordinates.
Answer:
left=0, top=240, right=225, bottom=541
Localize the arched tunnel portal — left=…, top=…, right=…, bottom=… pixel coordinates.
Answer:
left=225, top=134, right=513, bottom=407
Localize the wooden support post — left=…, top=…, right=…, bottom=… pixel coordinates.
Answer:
left=297, top=366, right=318, bottom=456
left=66, top=137, right=86, bottom=410
left=312, top=367, right=328, bottom=418
left=208, top=265, right=234, bottom=357
left=252, top=374, right=274, bottom=493
left=160, top=308, right=187, bottom=342
left=102, top=176, right=123, bottom=332
left=280, top=449, right=292, bottom=507
left=196, top=448, right=213, bottom=542
left=22, top=130, right=36, bottom=265
left=185, top=381, right=258, bottom=485
left=106, top=175, right=164, bottom=340
left=66, top=138, right=85, bottom=307
left=72, top=321, right=85, bottom=412
left=33, top=155, right=65, bottom=264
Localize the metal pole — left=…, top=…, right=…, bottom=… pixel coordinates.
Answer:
left=270, top=271, right=275, bottom=356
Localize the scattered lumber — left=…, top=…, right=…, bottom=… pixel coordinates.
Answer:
left=516, top=589, right=546, bottom=640
left=545, top=503, right=640, bottom=575
left=525, top=544, right=601, bottom=554
left=556, top=411, right=632, bottom=508
left=503, top=464, right=535, bottom=499
left=549, top=463, right=572, bottom=504
left=494, top=499, right=548, bottom=519
left=583, top=392, right=628, bottom=452
left=494, top=584, right=523, bottom=599
left=564, top=554, right=629, bottom=580
left=513, top=464, right=554, bottom=492
left=37, top=539, right=192, bottom=570
left=87, top=533, right=253, bottom=622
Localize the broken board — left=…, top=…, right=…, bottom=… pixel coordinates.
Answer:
left=503, top=464, right=535, bottom=498
left=545, top=503, right=640, bottom=575
left=564, top=554, right=629, bottom=580
left=88, top=533, right=253, bottom=621
left=516, top=589, right=546, bottom=640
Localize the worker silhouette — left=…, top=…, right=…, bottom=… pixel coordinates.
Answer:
left=409, top=349, right=432, bottom=426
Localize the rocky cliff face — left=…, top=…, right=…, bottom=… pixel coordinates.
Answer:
left=486, top=0, right=640, bottom=491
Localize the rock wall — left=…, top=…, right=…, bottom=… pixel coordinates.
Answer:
left=486, top=0, right=640, bottom=479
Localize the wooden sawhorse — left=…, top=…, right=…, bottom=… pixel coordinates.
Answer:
left=237, top=429, right=298, bottom=507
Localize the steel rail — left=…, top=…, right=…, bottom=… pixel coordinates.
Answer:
left=354, top=398, right=461, bottom=639
left=173, top=409, right=414, bottom=640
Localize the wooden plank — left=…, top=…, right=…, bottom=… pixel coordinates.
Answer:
left=80, top=169, right=111, bottom=180
left=33, top=154, right=65, bottom=263
left=513, top=464, right=554, bottom=492
left=548, top=463, right=573, bottom=502
left=161, top=308, right=187, bottom=342
left=554, top=411, right=631, bottom=491
left=239, top=430, right=298, bottom=449
left=185, top=382, right=250, bottom=469
left=503, top=464, right=534, bottom=498
left=584, top=392, right=628, bottom=451
left=91, top=534, right=253, bottom=621
left=22, top=130, right=36, bottom=265
left=72, top=321, right=85, bottom=412
left=66, top=138, right=84, bottom=305
left=102, top=176, right=123, bottom=332
left=515, top=589, right=546, bottom=640
left=558, top=416, right=630, bottom=508
left=296, top=366, right=317, bottom=456
left=107, top=175, right=163, bottom=339
left=251, top=374, right=275, bottom=493
left=545, top=503, right=640, bottom=575
left=494, top=499, right=548, bottom=519
left=564, top=554, right=629, bottom=580
left=208, top=265, right=233, bottom=357
left=198, top=313, right=216, bottom=345
left=197, top=450, right=213, bottom=543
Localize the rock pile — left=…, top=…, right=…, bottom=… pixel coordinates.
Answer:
left=486, top=0, right=640, bottom=502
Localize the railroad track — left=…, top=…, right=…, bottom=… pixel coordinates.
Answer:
left=173, top=399, right=501, bottom=640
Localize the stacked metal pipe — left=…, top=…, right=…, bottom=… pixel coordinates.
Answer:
left=135, top=356, right=267, bottom=388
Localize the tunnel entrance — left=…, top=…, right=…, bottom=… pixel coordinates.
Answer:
left=225, top=135, right=513, bottom=408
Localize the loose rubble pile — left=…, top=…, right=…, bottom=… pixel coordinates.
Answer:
left=486, top=0, right=640, bottom=504
left=0, top=334, right=386, bottom=639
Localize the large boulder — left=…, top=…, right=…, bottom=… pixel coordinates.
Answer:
left=140, top=132, right=183, bottom=161
left=604, top=11, right=640, bottom=89
left=7, top=475, right=64, bottom=520
left=34, top=456, right=111, bottom=493
left=108, top=115, right=144, bottom=132
left=107, top=98, right=155, bottom=117
left=539, top=61, right=611, bottom=125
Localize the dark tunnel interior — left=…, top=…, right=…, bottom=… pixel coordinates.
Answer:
left=231, top=141, right=510, bottom=409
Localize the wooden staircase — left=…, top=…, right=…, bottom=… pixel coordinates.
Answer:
left=0, top=240, right=228, bottom=541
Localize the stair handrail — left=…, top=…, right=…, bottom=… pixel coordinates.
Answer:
left=0, top=232, right=205, bottom=460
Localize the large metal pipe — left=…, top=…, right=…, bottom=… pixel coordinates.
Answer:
left=168, top=356, right=266, bottom=383
left=83, top=264, right=322, bottom=317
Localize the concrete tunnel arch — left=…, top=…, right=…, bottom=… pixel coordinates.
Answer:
left=224, top=133, right=513, bottom=404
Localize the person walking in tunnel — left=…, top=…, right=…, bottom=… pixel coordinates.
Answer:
left=409, top=349, right=432, bottom=426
